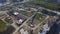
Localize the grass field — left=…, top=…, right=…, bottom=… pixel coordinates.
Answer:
left=35, top=13, right=46, bottom=20
left=30, top=0, right=60, bottom=11
left=0, top=19, right=7, bottom=32
left=31, top=13, right=46, bottom=26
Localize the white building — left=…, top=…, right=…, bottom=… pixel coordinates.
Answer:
left=17, top=19, right=23, bottom=24
left=38, top=24, right=50, bottom=34
left=13, top=12, right=19, bottom=15
left=43, top=24, right=50, bottom=31
left=20, top=28, right=28, bottom=34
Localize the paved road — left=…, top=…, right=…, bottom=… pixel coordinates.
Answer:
left=32, top=16, right=49, bottom=30
left=0, top=11, right=8, bottom=13
left=24, top=16, right=49, bottom=30
left=12, top=12, right=37, bottom=34
left=0, top=11, right=8, bottom=19
left=11, top=18, right=18, bottom=29
left=15, top=6, right=38, bottom=11
left=12, top=6, right=60, bottom=34
left=16, top=5, right=60, bottom=17
left=0, top=3, right=60, bottom=34
left=38, top=7, right=60, bottom=17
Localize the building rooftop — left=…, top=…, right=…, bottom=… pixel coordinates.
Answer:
left=17, top=19, right=23, bottom=24
left=48, top=17, right=58, bottom=27
left=20, top=28, right=28, bottom=34
left=38, top=24, right=50, bottom=34
left=13, top=12, right=19, bottom=15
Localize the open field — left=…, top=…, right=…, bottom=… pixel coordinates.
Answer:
left=0, top=19, right=7, bottom=32
left=31, top=13, right=46, bottom=26
left=28, top=0, right=60, bottom=12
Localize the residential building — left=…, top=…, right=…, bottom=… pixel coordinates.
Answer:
left=17, top=19, right=23, bottom=24
left=20, top=28, right=28, bottom=34
left=38, top=24, right=50, bottom=34
left=13, top=12, right=19, bottom=16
